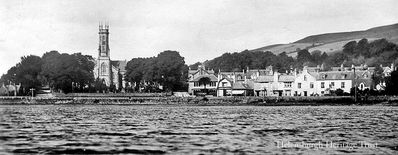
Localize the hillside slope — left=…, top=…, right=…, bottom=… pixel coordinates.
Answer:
left=295, top=23, right=398, bottom=44
left=252, top=23, right=398, bottom=56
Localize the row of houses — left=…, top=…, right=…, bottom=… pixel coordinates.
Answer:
left=188, top=63, right=396, bottom=97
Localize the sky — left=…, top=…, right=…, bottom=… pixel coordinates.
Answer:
left=0, top=0, right=397, bottom=75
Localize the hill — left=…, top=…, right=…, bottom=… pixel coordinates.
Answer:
left=251, top=23, right=398, bottom=56
left=295, top=23, right=398, bottom=44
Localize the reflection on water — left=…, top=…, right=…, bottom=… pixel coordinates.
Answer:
left=0, top=105, right=397, bottom=154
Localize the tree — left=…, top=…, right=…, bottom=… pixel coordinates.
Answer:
left=386, top=70, right=398, bottom=95
left=0, top=55, right=43, bottom=95
left=125, top=50, right=188, bottom=92
left=343, top=41, right=357, bottom=55
left=41, top=51, right=95, bottom=93
left=355, top=38, right=369, bottom=57
left=311, top=50, right=322, bottom=64
left=189, top=62, right=202, bottom=70
left=334, top=89, right=344, bottom=96
left=154, top=51, right=188, bottom=91
left=296, top=49, right=312, bottom=67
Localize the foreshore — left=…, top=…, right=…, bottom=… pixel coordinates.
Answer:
left=1, top=95, right=398, bottom=106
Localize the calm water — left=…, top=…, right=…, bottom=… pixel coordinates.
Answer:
left=0, top=105, right=397, bottom=154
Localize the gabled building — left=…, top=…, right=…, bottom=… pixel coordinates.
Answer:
left=314, top=71, right=354, bottom=95
left=188, top=65, right=218, bottom=96
left=253, top=71, right=295, bottom=96
left=253, top=75, right=274, bottom=96
left=216, top=71, right=254, bottom=96
left=293, top=67, right=317, bottom=96
left=93, top=24, right=127, bottom=90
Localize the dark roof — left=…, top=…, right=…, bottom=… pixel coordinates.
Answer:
left=255, top=76, right=274, bottom=82
left=111, top=60, right=127, bottom=72
left=315, top=71, right=372, bottom=80
left=232, top=81, right=253, bottom=90
left=189, top=68, right=215, bottom=75
left=191, top=75, right=218, bottom=82
left=246, top=69, right=272, bottom=76
left=356, top=79, right=373, bottom=87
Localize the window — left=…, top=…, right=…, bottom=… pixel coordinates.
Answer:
left=331, top=82, right=335, bottom=88
left=310, top=82, right=314, bottom=88
left=284, top=82, right=292, bottom=88
left=304, top=75, right=307, bottom=81
left=237, top=75, right=242, bottom=80
left=211, top=82, right=216, bottom=87
left=341, top=82, right=345, bottom=88
left=321, top=82, right=325, bottom=88
left=194, top=82, right=199, bottom=86
left=298, top=83, right=301, bottom=89
left=101, top=62, right=107, bottom=75
left=222, top=82, right=227, bottom=87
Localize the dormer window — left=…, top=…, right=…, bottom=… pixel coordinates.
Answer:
left=321, top=74, right=327, bottom=79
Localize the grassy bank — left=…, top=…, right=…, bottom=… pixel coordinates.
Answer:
left=1, top=95, right=398, bottom=106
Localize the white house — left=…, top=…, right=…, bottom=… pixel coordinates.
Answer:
left=315, top=71, right=353, bottom=95
left=217, top=78, right=233, bottom=96
left=293, top=67, right=317, bottom=96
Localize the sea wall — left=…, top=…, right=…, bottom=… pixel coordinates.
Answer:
left=1, top=95, right=398, bottom=106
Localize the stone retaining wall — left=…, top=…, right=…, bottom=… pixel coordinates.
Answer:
left=1, top=96, right=398, bottom=106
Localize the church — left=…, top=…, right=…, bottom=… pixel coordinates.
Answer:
left=93, top=23, right=127, bottom=90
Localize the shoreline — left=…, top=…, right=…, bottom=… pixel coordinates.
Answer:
left=1, top=96, right=397, bottom=106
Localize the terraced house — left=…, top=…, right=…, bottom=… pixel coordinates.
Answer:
left=187, top=64, right=389, bottom=97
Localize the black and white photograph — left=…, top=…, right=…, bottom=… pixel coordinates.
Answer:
left=0, top=0, right=397, bottom=154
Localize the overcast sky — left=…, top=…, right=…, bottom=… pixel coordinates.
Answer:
left=0, top=0, right=397, bottom=75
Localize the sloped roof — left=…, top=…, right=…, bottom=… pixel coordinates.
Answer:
left=232, top=81, right=253, bottom=90
left=219, top=77, right=233, bottom=83
left=111, top=60, right=127, bottom=72
left=279, top=75, right=295, bottom=82
left=246, top=69, right=272, bottom=76
left=191, top=75, right=218, bottom=82
left=189, top=70, right=198, bottom=74
left=255, top=75, right=274, bottom=82
left=356, top=79, right=373, bottom=87
left=315, top=71, right=354, bottom=80
left=314, top=71, right=372, bottom=80
left=189, top=68, right=215, bottom=75
left=219, top=71, right=245, bottom=76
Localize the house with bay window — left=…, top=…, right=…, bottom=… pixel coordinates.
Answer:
left=188, top=65, right=218, bottom=96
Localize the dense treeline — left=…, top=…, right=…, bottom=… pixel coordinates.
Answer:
left=1, top=38, right=398, bottom=95
left=125, top=50, right=188, bottom=92
left=0, top=51, right=95, bottom=94
left=191, top=38, right=398, bottom=73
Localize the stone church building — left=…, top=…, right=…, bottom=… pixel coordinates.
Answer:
left=93, top=24, right=127, bottom=90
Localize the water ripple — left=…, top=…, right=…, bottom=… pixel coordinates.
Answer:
left=0, top=105, right=397, bottom=154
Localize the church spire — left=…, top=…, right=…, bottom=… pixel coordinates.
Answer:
left=98, top=22, right=110, bottom=58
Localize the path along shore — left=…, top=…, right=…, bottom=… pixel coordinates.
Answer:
left=1, top=95, right=397, bottom=106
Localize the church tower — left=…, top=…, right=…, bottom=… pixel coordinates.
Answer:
left=97, top=23, right=112, bottom=86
